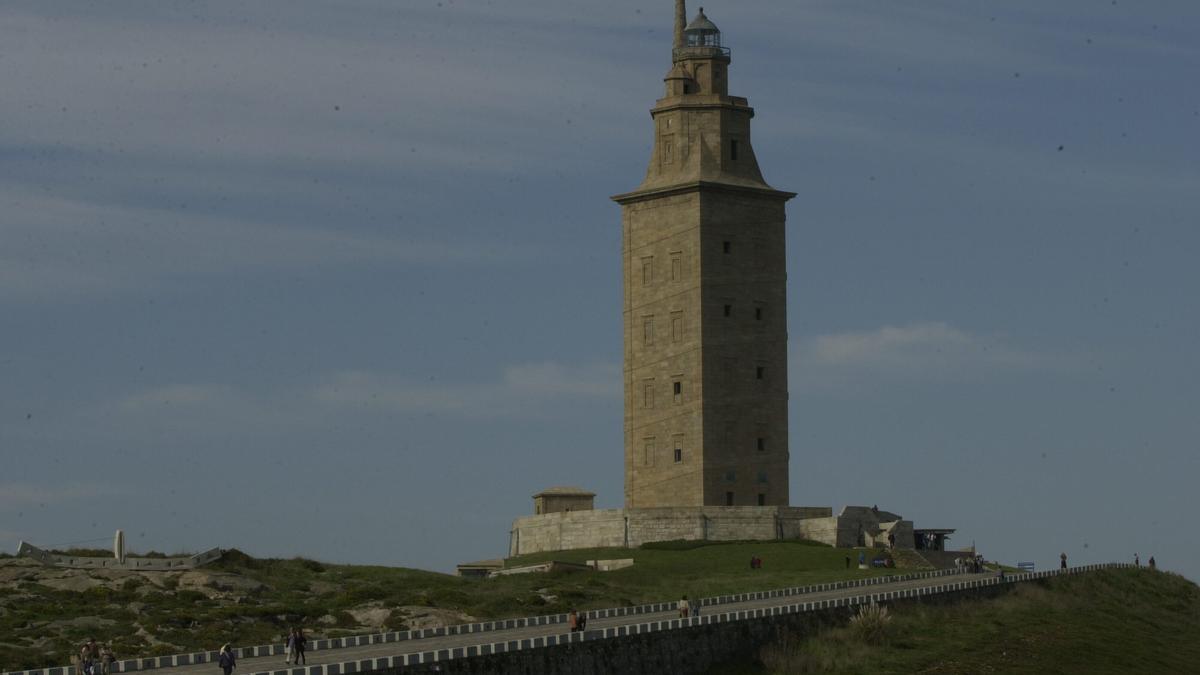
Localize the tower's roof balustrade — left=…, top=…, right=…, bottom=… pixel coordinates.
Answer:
left=672, top=44, right=731, bottom=61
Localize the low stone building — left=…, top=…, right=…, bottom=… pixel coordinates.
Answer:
left=532, top=487, right=595, bottom=515
left=508, top=505, right=916, bottom=556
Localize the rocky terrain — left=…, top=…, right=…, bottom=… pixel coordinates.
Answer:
left=0, top=553, right=475, bottom=671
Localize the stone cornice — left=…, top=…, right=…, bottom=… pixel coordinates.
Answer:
left=611, top=180, right=797, bottom=205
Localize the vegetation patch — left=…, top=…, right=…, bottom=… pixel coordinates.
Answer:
left=710, top=568, right=1200, bottom=674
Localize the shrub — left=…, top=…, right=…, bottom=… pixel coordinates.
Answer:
left=848, top=602, right=892, bottom=645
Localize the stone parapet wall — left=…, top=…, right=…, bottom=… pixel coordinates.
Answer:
left=510, top=506, right=834, bottom=556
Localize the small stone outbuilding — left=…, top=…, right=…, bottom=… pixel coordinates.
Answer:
left=533, top=487, right=595, bottom=515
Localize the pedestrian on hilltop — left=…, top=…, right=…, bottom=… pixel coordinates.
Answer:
left=568, top=609, right=580, bottom=632
left=678, top=595, right=690, bottom=618
left=99, top=643, right=114, bottom=675
left=285, top=629, right=295, bottom=665
left=218, top=644, right=236, bottom=675
left=294, top=629, right=307, bottom=665
left=1149, top=556, right=1156, bottom=570
left=1060, top=552, right=1068, bottom=570
left=1135, top=553, right=1140, bottom=567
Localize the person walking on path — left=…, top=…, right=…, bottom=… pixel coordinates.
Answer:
left=293, top=629, right=307, bottom=665
left=1060, top=552, right=1068, bottom=570
left=568, top=609, right=579, bottom=632
left=78, top=642, right=94, bottom=675
left=218, top=645, right=236, bottom=675
left=99, top=644, right=114, bottom=675
left=1149, top=556, right=1156, bottom=570
left=285, top=629, right=295, bottom=664
left=678, top=595, right=690, bottom=618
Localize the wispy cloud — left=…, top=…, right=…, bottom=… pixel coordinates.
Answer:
left=0, top=189, right=537, bottom=301
left=0, top=482, right=123, bottom=508
left=793, top=322, right=1069, bottom=392
left=91, top=361, right=620, bottom=439
left=313, top=361, right=620, bottom=420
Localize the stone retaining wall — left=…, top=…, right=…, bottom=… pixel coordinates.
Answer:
left=509, top=506, right=834, bottom=556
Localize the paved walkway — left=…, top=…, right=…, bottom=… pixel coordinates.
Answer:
left=150, top=571, right=993, bottom=675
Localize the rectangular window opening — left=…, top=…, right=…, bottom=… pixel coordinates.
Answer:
left=726, top=491, right=735, bottom=506
left=644, top=439, right=655, bottom=467
left=757, top=437, right=766, bottom=452
left=730, top=140, right=739, bottom=161
left=756, top=366, right=765, bottom=380
left=755, top=306, right=764, bottom=321
left=723, top=304, right=732, bottom=318
left=642, top=257, right=653, bottom=286
left=643, top=317, right=655, bottom=346
left=674, top=446, right=682, bottom=463
left=673, top=381, right=682, bottom=404
left=671, top=256, right=682, bottom=282
left=643, top=383, right=654, bottom=409
left=722, top=240, right=732, bottom=254
left=757, top=493, right=766, bottom=506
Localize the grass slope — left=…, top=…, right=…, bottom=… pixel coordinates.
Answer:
left=711, top=568, right=1200, bottom=674
left=0, top=541, right=895, bottom=671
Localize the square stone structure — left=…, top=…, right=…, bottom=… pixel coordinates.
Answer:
left=533, top=486, right=596, bottom=515
left=612, top=2, right=795, bottom=509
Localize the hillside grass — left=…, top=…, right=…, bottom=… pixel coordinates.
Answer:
left=709, top=568, right=1200, bottom=674
left=0, top=541, right=893, bottom=670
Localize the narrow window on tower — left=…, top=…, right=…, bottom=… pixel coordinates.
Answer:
left=726, top=491, right=735, bottom=506
left=757, top=437, right=766, bottom=452
left=756, top=366, right=765, bottom=380
left=644, top=438, right=655, bottom=467
left=723, top=304, right=732, bottom=317
left=754, top=304, right=764, bottom=321
left=643, top=316, right=655, bottom=346
left=673, top=380, right=682, bottom=404
left=722, top=240, right=732, bottom=254
left=642, top=257, right=653, bottom=286
left=757, top=493, right=766, bottom=506
left=670, top=253, right=682, bottom=282
left=643, top=381, right=654, bottom=409
left=674, top=439, right=683, bottom=463
left=671, top=311, right=683, bottom=342
left=662, top=138, right=674, bottom=165
left=730, top=139, right=739, bottom=161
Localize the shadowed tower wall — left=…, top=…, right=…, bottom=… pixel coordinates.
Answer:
left=613, top=2, right=795, bottom=509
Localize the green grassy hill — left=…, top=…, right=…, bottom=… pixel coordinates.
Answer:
left=710, top=567, right=1200, bottom=674
left=0, top=541, right=891, bottom=670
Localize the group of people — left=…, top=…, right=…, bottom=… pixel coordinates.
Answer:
left=955, top=555, right=986, bottom=573
left=284, top=628, right=308, bottom=665
left=76, top=639, right=114, bottom=675
left=1134, top=553, right=1157, bottom=570
left=748, top=555, right=764, bottom=569
left=566, top=609, right=588, bottom=632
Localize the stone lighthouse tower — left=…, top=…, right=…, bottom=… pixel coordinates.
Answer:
left=612, top=1, right=795, bottom=510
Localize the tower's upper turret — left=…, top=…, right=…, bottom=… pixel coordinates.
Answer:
left=622, top=1, right=779, bottom=194
left=685, top=9, right=722, bottom=48
left=674, top=5, right=730, bottom=63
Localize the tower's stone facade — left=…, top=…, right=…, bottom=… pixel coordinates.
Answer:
left=612, top=2, right=795, bottom=510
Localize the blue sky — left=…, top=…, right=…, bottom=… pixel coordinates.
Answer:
left=2, top=0, right=1197, bottom=581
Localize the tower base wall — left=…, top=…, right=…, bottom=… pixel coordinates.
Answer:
left=509, top=506, right=834, bottom=557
